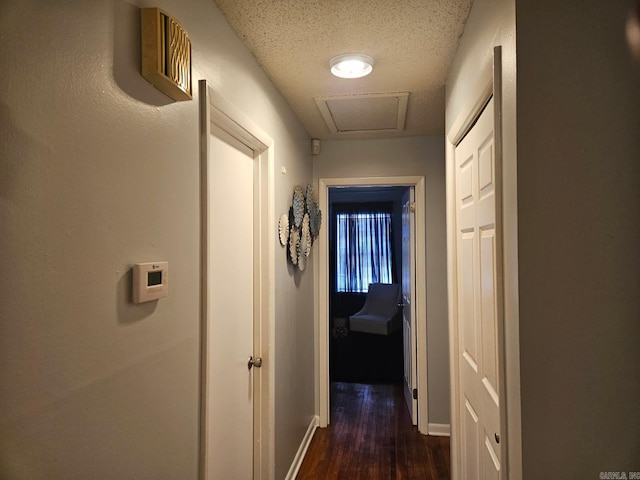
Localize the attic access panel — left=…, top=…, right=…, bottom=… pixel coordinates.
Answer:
left=315, top=92, right=409, bottom=135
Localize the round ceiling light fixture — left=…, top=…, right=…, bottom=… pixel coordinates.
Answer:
left=330, top=53, right=374, bottom=79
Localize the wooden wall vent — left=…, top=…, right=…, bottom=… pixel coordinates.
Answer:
left=141, top=8, right=192, bottom=101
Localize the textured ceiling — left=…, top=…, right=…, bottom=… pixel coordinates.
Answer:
left=213, top=0, right=473, bottom=139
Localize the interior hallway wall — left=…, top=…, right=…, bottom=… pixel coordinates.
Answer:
left=0, top=1, right=314, bottom=478
left=516, top=1, right=640, bottom=477
left=448, top=0, right=640, bottom=477
left=313, top=136, right=450, bottom=427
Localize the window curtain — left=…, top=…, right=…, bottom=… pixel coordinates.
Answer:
left=335, top=203, right=394, bottom=293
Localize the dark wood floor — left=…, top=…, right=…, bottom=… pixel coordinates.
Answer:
left=297, top=382, right=450, bottom=479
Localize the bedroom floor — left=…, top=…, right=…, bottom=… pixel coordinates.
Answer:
left=330, top=328, right=404, bottom=384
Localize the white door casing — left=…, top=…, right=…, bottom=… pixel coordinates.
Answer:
left=402, top=188, right=418, bottom=424
left=199, top=80, right=275, bottom=480
left=446, top=46, right=522, bottom=480
left=454, top=97, right=502, bottom=479
left=317, top=176, right=429, bottom=434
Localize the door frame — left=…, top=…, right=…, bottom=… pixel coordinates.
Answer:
left=316, top=175, right=429, bottom=434
left=446, top=46, right=517, bottom=479
left=198, top=80, right=275, bottom=480
left=401, top=187, right=418, bottom=424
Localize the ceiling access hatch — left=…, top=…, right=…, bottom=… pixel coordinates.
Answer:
left=314, top=92, right=409, bottom=135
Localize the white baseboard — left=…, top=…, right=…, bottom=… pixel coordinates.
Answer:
left=285, top=415, right=319, bottom=480
left=428, top=423, right=451, bottom=437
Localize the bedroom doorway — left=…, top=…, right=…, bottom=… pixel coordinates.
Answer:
left=317, top=176, right=429, bottom=434
left=328, top=185, right=406, bottom=388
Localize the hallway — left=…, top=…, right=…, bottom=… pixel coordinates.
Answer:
left=297, top=382, right=450, bottom=479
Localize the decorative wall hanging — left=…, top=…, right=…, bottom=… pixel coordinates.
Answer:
left=292, top=186, right=305, bottom=228
left=278, top=213, right=289, bottom=246
left=281, top=184, right=322, bottom=271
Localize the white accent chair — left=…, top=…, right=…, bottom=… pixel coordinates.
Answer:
left=348, top=283, right=402, bottom=335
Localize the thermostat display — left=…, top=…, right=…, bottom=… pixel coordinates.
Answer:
left=147, top=271, right=163, bottom=286
left=133, top=262, right=168, bottom=303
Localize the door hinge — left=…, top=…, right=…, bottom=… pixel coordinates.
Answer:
left=410, top=202, right=416, bottom=213
left=412, top=388, right=418, bottom=400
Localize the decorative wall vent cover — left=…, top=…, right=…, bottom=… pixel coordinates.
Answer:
left=141, top=8, right=192, bottom=101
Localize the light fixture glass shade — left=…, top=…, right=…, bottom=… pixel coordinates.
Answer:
left=330, top=53, right=374, bottom=79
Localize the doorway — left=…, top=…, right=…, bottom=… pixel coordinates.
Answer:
left=327, top=186, right=406, bottom=387
left=199, top=81, right=275, bottom=480
left=317, top=176, right=429, bottom=434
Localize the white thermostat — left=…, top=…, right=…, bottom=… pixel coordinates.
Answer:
left=133, top=262, right=169, bottom=303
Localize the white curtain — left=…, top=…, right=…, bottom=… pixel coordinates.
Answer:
left=336, top=212, right=393, bottom=293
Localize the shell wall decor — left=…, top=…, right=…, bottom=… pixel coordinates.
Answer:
left=280, top=184, right=322, bottom=271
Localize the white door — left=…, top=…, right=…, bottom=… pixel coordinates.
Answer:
left=206, top=124, right=257, bottom=480
left=454, top=97, right=504, bottom=479
left=402, top=188, right=418, bottom=424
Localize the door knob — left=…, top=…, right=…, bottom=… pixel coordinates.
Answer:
left=248, top=356, right=263, bottom=370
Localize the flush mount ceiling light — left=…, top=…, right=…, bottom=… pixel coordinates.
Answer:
left=330, top=53, right=374, bottom=79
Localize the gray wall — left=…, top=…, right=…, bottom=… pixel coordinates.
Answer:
left=0, top=1, right=314, bottom=478
left=447, top=0, right=640, bottom=477
left=313, top=136, right=450, bottom=426
left=516, top=1, right=640, bottom=477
